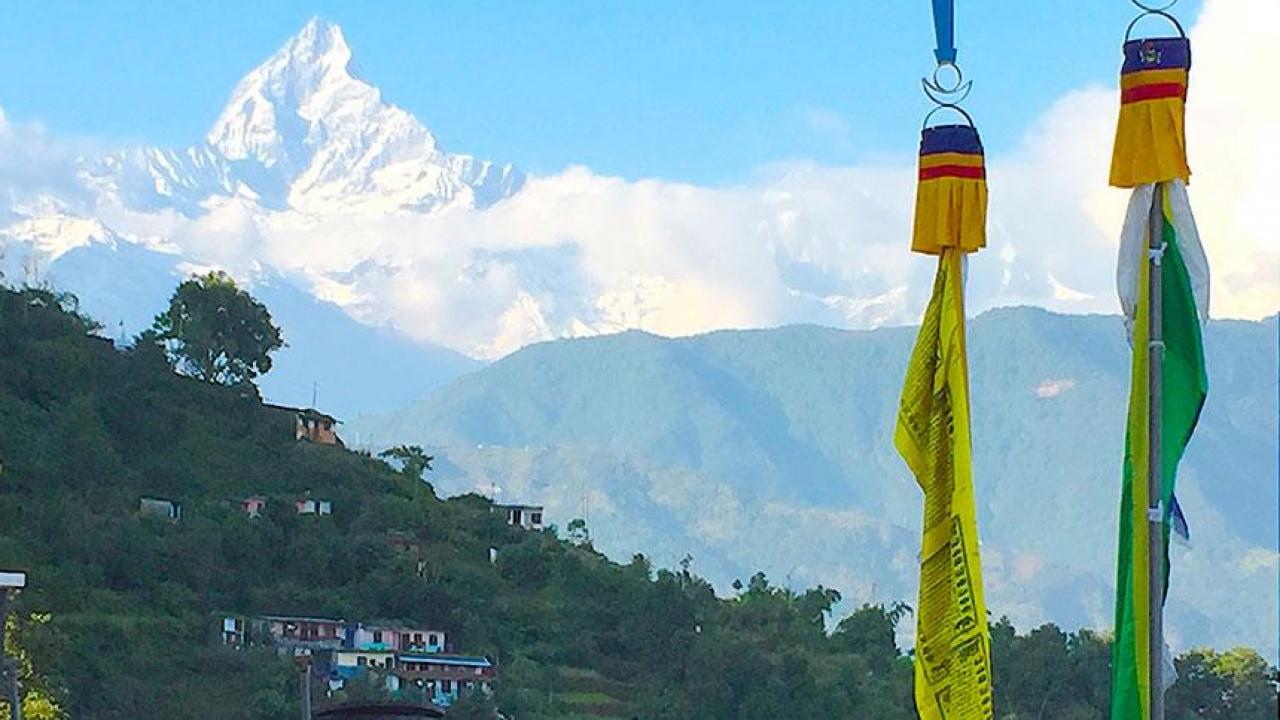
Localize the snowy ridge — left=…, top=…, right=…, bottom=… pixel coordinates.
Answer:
left=81, top=18, right=523, bottom=217
left=0, top=17, right=920, bottom=364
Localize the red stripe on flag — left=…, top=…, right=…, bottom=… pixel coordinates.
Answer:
left=919, top=165, right=985, bottom=181
left=1121, top=83, right=1186, bottom=103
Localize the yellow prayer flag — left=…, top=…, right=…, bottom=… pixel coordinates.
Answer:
left=894, top=249, right=994, bottom=720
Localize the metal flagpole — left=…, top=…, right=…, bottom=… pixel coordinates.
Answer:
left=1147, top=182, right=1165, bottom=720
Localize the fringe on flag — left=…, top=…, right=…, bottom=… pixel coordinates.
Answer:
left=912, top=124, right=987, bottom=255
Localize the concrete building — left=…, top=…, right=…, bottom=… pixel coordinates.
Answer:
left=394, top=654, right=495, bottom=708
left=349, top=624, right=446, bottom=654
left=239, top=496, right=266, bottom=518
left=495, top=503, right=544, bottom=531
left=296, top=495, right=333, bottom=515
left=265, top=404, right=344, bottom=446
left=139, top=497, right=182, bottom=522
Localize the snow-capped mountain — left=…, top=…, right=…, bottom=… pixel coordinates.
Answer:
left=0, top=18, right=523, bottom=413
left=79, top=18, right=524, bottom=216
left=0, top=17, right=1087, bottom=368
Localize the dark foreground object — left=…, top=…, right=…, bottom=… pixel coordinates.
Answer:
left=314, top=701, right=446, bottom=719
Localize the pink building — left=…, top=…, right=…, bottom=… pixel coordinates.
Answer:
left=350, top=623, right=446, bottom=653
left=240, top=496, right=266, bottom=518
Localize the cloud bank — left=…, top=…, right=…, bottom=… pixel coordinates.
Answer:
left=2, top=0, right=1276, bottom=360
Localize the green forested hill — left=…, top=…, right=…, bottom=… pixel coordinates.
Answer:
left=0, top=286, right=1275, bottom=720
left=352, top=308, right=1279, bottom=657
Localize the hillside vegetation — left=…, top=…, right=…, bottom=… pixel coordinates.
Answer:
left=0, top=286, right=1275, bottom=719
left=353, top=309, right=1279, bottom=655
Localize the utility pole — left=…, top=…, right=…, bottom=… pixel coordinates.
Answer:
left=0, top=572, right=28, bottom=720
left=293, top=651, right=312, bottom=720
left=1147, top=183, right=1166, bottom=720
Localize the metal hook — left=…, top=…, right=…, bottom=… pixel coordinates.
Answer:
left=921, top=76, right=972, bottom=108
left=1129, top=0, right=1178, bottom=11
left=1125, top=0, right=1186, bottom=42
left=921, top=103, right=975, bottom=130
left=921, top=61, right=975, bottom=129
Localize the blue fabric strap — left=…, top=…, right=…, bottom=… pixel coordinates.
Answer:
left=932, top=0, right=957, bottom=64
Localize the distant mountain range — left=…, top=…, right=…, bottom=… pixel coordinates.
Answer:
left=0, top=15, right=1274, bottom=661
left=0, top=16, right=966, bottom=378
left=350, top=307, right=1280, bottom=658
left=0, top=18, right=510, bottom=415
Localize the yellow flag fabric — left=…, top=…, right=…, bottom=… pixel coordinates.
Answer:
left=1109, top=37, right=1192, bottom=188
left=912, top=124, right=988, bottom=255
left=895, top=248, right=994, bottom=720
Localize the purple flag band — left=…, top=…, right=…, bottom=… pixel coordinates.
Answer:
left=1121, top=37, right=1191, bottom=74
left=919, top=124, right=984, bottom=157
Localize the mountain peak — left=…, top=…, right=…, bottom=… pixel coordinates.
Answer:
left=281, top=17, right=353, bottom=73
left=87, top=18, right=522, bottom=215
left=205, top=17, right=382, bottom=172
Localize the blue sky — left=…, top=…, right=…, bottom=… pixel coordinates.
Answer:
left=0, top=1, right=1202, bottom=184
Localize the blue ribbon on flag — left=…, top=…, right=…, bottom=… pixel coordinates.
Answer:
left=1170, top=493, right=1190, bottom=546
left=931, top=0, right=957, bottom=64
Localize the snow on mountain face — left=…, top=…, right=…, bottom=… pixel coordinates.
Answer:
left=86, top=18, right=524, bottom=216
left=5, top=17, right=941, bottom=364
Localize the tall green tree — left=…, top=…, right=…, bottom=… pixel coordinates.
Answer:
left=150, top=271, right=283, bottom=386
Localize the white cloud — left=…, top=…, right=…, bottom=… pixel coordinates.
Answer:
left=304, top=0, right=1275, bottom=359
left=1035, top=379, right=1076, bottom=399
left=0, top=0, right=1274, bottom=361
left=0, top=110, right=96, bottom=214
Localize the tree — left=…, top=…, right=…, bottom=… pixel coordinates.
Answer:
left=1, top=612, right=66, bottom=720
left=566, top=518, right=590, bottom=546
left=1167, top=647, right=1280, bottom=719
left=150, top=271, right=283, bottom=386
left=379, top=445, right=434, bottom=480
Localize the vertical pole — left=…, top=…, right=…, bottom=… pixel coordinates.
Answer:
left=296, top=655, right=312, bottom=720
left=0, top=590, right=19, bottom=720
left=1147, top=182, right=1165, bottom=720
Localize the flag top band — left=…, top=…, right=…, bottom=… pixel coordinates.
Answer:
left=912, top=124, right=987, bottom=254
left=920, top=124, right=984, bottom=156
left=1121, top=37, right=1191, bottom=74
left=1110, top=36, right=1192, bottom=187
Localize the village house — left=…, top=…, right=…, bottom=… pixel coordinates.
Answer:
left=387, top=532, right=429, bottom=577
left=256, top=615, right=346, bottom=651
left=220, top=614, right=493, bottom=709
left=348, top=623, right=446, bottom=654
left=264, top=404, right=344, bottom=446
left=332, top=652, right=493, bottom=708
left=238, top=496, right=266, bottom=518
left=386, top=530, right=422, bottom=555
left=334, top=648, right=398, bottom=679
left=494, top=503, right=544, bottom=531
left=138, top=497, right=182, bottom=522
left=394, top=654, right=495, bottom=708
left=221, top=616, right=245, bottom=647
left=296, top=495, right=333, bottom=516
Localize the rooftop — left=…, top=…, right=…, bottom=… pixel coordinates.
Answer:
left=263, top=404, right=341, bottom=424
left=259, top=614, right=346, bottom=624
left=396, top=654, right=491, bottom=668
